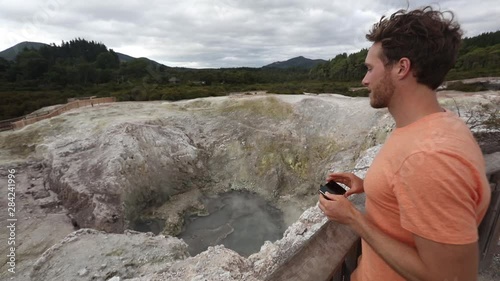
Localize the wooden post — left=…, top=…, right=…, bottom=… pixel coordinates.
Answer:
left=478, top=173, right=500, bottom=271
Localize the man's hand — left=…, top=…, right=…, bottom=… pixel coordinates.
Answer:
left=326, top=172, right=364, bottom=197
left=318, top=192, right=360, bottom=226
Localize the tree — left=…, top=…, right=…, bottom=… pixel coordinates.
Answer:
left=96, top=52, right=120, bottom=69
left=14, top=50, right=49, bottom=80
left=120, top=58, right=151, bottom=79
left=0, top=57, right=9, bottom=81
left=77, top=63, right=97, bottom=84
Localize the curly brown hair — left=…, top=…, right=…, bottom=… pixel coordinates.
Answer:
left=366, top=6, right=463, bottom=90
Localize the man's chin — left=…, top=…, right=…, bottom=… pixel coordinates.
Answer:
left=371, top=102, right=387, bottom=109
left=368, top=92, right=376, bottom=107
left=370, top=97, right=387, bottom=109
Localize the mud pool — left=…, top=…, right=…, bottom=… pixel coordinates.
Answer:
left=179, top=191, right=286, bottom=257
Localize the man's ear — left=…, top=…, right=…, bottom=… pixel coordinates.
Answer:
left=396, top=57, right=411, bottom=78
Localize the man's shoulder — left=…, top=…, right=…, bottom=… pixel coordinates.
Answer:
left=398, top=112, right=478, bottom=153
left=383, top=112, right=484, bottom=172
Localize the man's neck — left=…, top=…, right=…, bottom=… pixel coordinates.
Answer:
left=388, top=84, right=443, bottom=128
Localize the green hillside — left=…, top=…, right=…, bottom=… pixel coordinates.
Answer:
left=0, top=31, right=499, bottom=120
left=263, top=56, right=327, bottom=70
left=0, top=41, right=48, bottom=61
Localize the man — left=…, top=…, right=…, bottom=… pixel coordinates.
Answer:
left=318, top=6, right=491, bottom=281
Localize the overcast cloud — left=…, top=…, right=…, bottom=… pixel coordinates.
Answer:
left=1, top=0, right=499, bottom=68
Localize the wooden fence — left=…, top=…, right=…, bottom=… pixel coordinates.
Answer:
left=265, top=221, right=360, bottom=281
left=0, top=116, right=25, bottom=131
left=478, top=170, right=500, bottom=271
left=5, top=97, right=116, bottom=131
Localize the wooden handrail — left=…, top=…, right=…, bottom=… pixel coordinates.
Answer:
left=478, top=173, right=500, bottom=271
left=266, top=221, right=360, bottom=281
left=8, top=97, right=116, bottom=130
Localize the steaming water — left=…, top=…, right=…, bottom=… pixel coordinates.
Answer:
left=132, top=218, right=165, bottom=235
left=179, top=190, right=286, bottom=257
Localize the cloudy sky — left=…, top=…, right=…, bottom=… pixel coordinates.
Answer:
left=1, top=0, right=499, bottom=68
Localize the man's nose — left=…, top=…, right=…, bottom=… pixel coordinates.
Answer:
left=362, top=75, right=369, bottom=86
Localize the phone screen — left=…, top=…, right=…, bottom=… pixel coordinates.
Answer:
left=319, top=181, right=346, bottom=199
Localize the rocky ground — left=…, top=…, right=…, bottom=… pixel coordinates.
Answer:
left=479, top=254, right=500, bottom=281
left=0, top=91, right=498, bottom=280
left=0, top=161, right=75, bottom=281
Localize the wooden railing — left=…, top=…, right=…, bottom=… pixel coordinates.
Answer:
left=4, top=97, right=116, bottom=131
left=0, top=116, right=25, bottom=131
left=478, top=170, right=500, bottom=271
left=265, top=221, right=361, bottom=281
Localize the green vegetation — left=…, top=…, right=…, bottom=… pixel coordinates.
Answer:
left=309, top=49, right=368, bottom=82
left=219, top=96, right=294, bottom=120
left=1, top=31, right=499, bottom=120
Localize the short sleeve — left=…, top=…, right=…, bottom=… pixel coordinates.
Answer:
left=393, top=151, right=480, bottom=244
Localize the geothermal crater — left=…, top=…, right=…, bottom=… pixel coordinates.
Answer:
left=1, top=92, right=498, bottom=280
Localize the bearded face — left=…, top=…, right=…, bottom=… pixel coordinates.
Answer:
left=362, top=43, right=396, bottom=109
left=369, top=69, right=395, bottom=109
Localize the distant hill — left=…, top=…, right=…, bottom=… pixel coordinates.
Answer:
left=112, top=52, right=164, bottom=67
left=115, top=52, right=136, bottom=63
left=263, top=56, right=327, bottom=70
left=0, top=41, right=48, bottom=60
left=0, top=41, right=165, bottom=67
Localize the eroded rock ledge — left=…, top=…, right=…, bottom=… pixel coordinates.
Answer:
left=22, top=95, right=388, bottom=235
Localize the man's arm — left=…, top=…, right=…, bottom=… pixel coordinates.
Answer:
left=352, top=208, right=478, bottom=281
left=319, top=194, right=479, bottom=281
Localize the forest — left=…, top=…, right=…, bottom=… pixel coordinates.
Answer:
left=1, top=31, right=499, bottom=120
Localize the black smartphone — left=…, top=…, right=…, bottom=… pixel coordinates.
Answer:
left=319, top=181, right=346, bottom=199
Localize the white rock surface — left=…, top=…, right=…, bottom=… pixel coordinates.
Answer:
left=30, top=229, right=189, bottom=281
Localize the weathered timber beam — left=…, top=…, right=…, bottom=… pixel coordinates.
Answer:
left=265, top=221, right=359, bottom=281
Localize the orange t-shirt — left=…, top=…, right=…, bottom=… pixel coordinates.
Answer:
left=351, top=111, right=491, bottom=281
